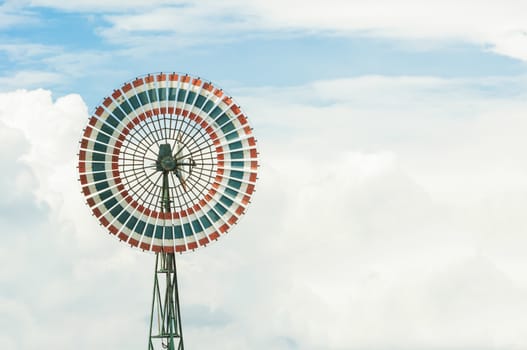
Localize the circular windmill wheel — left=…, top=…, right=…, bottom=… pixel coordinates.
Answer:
left=78, top=73, right=259, bottom=253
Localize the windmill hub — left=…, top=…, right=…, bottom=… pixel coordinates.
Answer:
left=160, top=156, right=176, bottom=171
left=156, top=143, right=179, bottom=172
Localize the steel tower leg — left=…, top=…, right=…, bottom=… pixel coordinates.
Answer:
left=148, top=252, right=184, bottom=350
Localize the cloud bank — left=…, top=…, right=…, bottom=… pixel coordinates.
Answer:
left=1, top=75, right=527, bottom=349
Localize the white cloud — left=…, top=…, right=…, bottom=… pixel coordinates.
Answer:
left=490, top=29, right=527, bottom=62
left=238, top=75, right=527, bottom=201
left=0, top=43, right=56, bottom=61
left=0, top=2, right=35, bottom=28
left=28, top=0, right=179, bottom=11
left=28, top=0, right=527, bottom=61
left=1, top=74, right=527, bottom=349
left=0, top=42, right=120, bottom=91
left=0, top=89, right=154, bottom=350
left=0, top=71, right=64, bottom=91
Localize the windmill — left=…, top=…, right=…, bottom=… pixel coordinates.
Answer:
left=78, top=72, right=259, bottom=349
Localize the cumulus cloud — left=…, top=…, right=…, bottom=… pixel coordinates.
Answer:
left=0, top=90, right=150, bottom=349
left=1, top=75, right=527, bottom=349
left=206, top=75, right=527, bottom=348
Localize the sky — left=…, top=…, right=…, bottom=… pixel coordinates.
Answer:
left=1, top=1, right=527, bottom=349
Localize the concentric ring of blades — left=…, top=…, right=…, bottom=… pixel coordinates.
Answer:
left=78, top=73, right=259, bottom=253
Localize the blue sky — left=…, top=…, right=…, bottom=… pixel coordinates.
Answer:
left=2, top=1, right=527, bottom=105
left=1, top=1, right=527, bottom=349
